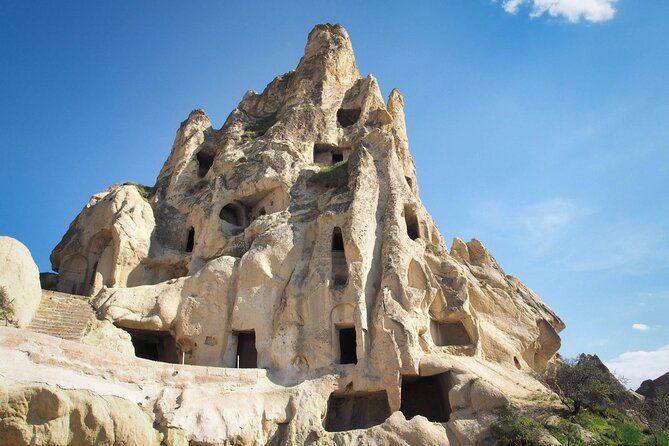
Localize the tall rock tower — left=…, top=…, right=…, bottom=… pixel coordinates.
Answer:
left=44, top=24, right=565, bottom=444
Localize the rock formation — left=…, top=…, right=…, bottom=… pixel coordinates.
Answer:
left=0, top=236, right=41, bottom=327
left=638, top=371, right=669, bottom=399
left=2, top=24, right=565, bottom=445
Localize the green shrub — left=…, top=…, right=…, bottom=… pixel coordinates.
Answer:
left=643, top=392, right=669, bottom=445
left=309, top=160, right=349, bottom=190
left=0, top=286, right=14, bottom=326
left=124, top=182, right=155, bottom=202
left=546, top=354, right=626, bottom=415
left=241, top=114, right=278, bottom=141
left=426, top=241, right=442, bottom=256
left=575, top=411, right=653, bottom=446
left=545, top=418, right=584, bottom=446
left=490, top=405, right=544, bottom=446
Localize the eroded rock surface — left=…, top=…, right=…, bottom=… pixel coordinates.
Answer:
left=0, top=236, right=41, bottom=327
left=5, top=23, right=566, bottom=445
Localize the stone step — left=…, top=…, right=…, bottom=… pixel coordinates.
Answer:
left=27, top=290, right=97, bottom=342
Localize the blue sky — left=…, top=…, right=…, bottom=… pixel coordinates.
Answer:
left=1, top=0, right=667, bottom=387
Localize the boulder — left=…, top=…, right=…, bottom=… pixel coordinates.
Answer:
left=0, top=237, right=41, bottom=327
left=0, top=376, right=161, bottom=446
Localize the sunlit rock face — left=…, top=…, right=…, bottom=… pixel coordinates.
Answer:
left=42, top=23, right=565, bottom=444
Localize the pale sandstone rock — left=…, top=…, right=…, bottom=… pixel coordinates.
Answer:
left=81, top=319, right=135, bottom=356
left=12, top=23, right=567, bottom=445
left=469, top=379, right=509, bottom=411
left=50, top=184, right=156, bottom=296
left=0, top=237, right=41, bottom=327
left=0, top=376, right=161, bottom=446
left=0, top=327, right=551, bottom=445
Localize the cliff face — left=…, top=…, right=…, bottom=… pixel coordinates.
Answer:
left=39, top=23, right=565, bottom=444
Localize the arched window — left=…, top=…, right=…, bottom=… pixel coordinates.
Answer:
left=219, top=204, right=243, bottom=226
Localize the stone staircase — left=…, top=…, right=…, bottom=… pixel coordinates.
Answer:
left=27, top=290, right=96, bottom=341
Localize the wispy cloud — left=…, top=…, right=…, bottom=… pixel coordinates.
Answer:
left=470, top=198, right=669, bottom=275
left=632, top=323, right=650, bottom=332
left=605, top=344, right=669, bottom=389
left=558, top=223, right=669, bottom=274
left=473, top=197, right=590, bottom=254
left=518, top=199, right=588, bottom=252
left=498, top=0, right=618, bottom=23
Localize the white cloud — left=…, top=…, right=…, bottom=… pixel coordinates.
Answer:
left=499, top=0, right=617, bottom=23
left=469, top=198, right=669, bottom=275
left=473, top=197, right=590, bottom=254
left=518, top=199, right=585, bottom=249
left=605, top=344, right=669, bottom=389
left=558, top=223, right=669, bottom=274
left=632, top=323, right=650, bottom=332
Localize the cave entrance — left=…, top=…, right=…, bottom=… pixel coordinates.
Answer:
left=331, top=227, right=348, bottom=287
left=196, top=150, right=214, bottom=178
left=404, top=205, right=420, bottom=240
left=336, top=108, right=361, bottom=128
left=185, top=227, right=195, bottom=253
left=430, top=320, right=472, bottom=346
left=220, top=203, right=244, bottom=227
left=125, top=328, right=179, bottom=363
left=324, top=390, right=391, bottom=432
left=337, top=326, right=357, bottom=365
left=235, top=331, right=257, bottom=368
left=313, top=143, right=350, bottom=165
left=400, top=373, right=453, bottom=422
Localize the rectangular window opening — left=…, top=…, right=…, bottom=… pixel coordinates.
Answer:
left=235, top=330, right=258, bottom=368
left=338, top=327, right=357, bottom=364
left=430, top=320, right=472, bottom=346
left=404, top=205, right=420, bottom=240
left=324, top=390, right=391, bottom=432
left=400, top=373, right=453, bottom=422
left=124, top=328, right=180, bottom=364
